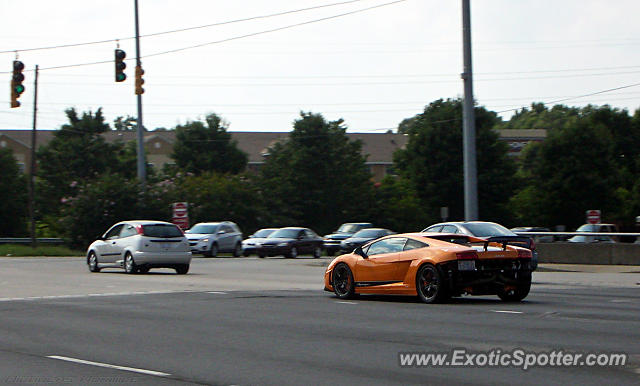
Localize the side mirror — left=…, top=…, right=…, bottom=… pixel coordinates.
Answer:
left=354, top=246, right=367, bottom=259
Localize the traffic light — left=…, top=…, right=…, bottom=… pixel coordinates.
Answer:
left=10, top=60, right=25, bottom=108
left=135, top=65, right=145, bottom=95
left=115, top=49, right=126, bottom=82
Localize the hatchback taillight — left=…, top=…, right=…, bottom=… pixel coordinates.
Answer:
left=136, top=224, right=144, bottom=235
left=456, top=251, right=478, bottom=260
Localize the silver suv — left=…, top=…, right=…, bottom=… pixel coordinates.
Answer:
left=186, top=221, right=243, bottom=257
left=86, top=220, right=192, bottom=274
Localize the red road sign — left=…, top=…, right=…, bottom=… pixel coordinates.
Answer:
left=172, top=202, right=188, bottom=218
left=172, top=217, right=189, bottom=230
left=586, top=209, right=601, bottom=225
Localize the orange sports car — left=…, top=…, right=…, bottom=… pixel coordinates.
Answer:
left=324, top=233, right=533, bottom=303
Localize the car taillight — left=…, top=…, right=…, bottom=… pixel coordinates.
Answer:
left=456, top=251, right=478, bottom=260
left=136, top=224, right=144, bottom=235
left=518, top=249, right=532, bottom=258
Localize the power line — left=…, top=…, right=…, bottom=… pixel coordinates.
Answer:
left=0, top=0, right=368, bottom=54
left=0, top=0, right=408, bottom=74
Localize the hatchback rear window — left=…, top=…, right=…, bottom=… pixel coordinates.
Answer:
left=142, top=224, right=183, bottom=238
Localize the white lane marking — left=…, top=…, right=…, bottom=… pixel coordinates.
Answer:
left=610, top=299, right=630, bottom=303
left=491, top=310, right=523, bottom=314
left=207, top=291, right=228, bottom=294
left=337, top=301, right=357, bottom=305
left=0, top=290, right=189, bottom=302
left=47, top=355, right=170, bottom=377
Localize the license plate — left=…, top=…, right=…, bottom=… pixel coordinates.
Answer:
left=458, top=260, right=476, bottom=271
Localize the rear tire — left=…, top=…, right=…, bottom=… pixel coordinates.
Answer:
left=233, top=243, right=242, bottom=257
left=313, top=246, right=322, bottom=258
left=175, top=264, right=190, bottom=275
left=498, top=272, right=531, bottom=302
left=416, top=264, right=448, bottom=304
left=332, top=263, right=355, bottom=299
left=124, top=253, right=138, bottom=274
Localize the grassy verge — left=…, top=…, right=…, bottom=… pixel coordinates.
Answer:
left=0, top=244, right=84, bottom=257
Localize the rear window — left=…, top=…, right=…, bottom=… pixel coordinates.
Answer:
left=143, top=224, right=183, bottom=238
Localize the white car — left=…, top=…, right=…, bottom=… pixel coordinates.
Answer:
left=86, top=220, right=192, bottom=274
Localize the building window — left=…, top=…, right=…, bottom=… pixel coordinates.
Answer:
left=0, top=140, right=6, bottom=148
left=154, top=142, right=161, bottom=149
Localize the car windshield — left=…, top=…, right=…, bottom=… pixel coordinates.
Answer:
left=352, top=229, right=385, bottom=238
left=188, top=224, right=219, bottom=234
left=142, top=224, right=183, bottom=238
left=268, top=229, right=300, bottom=239
left=464, top=223, right=515, bottom=237
left=253, top=229, right=276, bottom=238
left=337, top=224, right=361, bottom=233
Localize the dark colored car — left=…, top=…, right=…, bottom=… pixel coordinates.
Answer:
left=241, top=228, right=279, bottom=256
left=323, top=222, right=373, bottom=256
left=339, top=228, right=395, bottom=253
left=422, top=221, right=538, bottom=270
left=255, top=227, right=323, bottom=258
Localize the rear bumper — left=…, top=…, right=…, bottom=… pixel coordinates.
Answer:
left=440, top=258, right=532, bottom=295
left=133, top=251, right=192, bottom=266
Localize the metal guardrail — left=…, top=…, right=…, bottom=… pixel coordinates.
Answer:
left=514, top=232, right=640, bottom=237
left=0, top=238, right=65, bottom=244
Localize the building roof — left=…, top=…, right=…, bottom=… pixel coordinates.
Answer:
left=0, top=129, right=410, bottom=164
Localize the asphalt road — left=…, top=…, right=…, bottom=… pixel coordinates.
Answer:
left=0, top=256, right=639, bottom=385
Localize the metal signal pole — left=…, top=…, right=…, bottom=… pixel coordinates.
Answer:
left=29, top=65, right=39, bottom=247
left=462, top=0, right=478, bottom=220
left=134, top=0, right=146, bottom=188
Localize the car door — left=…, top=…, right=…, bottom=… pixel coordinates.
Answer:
left=355, top=237, right=407, bottom=283
left=100, top=224, right=125, bottom=263
left=112, top=223, right=138, bottom=262
left=218, top=224, right=234, bottom=251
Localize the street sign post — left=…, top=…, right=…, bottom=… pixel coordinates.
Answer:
left=586, top=209, right=601, bottom=225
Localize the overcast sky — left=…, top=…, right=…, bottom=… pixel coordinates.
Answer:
left=2, top=0, right=639, bottom=132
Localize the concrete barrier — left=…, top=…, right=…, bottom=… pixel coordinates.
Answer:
left=537, top=242, right=640, bottom=265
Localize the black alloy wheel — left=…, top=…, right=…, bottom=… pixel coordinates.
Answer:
left=416, top=264, right=448, bottom=304
left=332, top=263, right=355, bottom=299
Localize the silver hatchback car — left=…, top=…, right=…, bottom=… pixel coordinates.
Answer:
left=86, top=220, right=192, bottom=274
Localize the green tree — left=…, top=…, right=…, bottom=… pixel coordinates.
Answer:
left=171, top=113, right=247, bottom=175
left=35, top=108, right=129, bottom=228
left=59, top=173, right=175, bottom=247
left=113, top=115, right=139, bottom=131
left=258, top=112, right=373, bottom=234
left=512, top=116, right=618, bottom=229
left=394, top=99, right=517, bottom=224
left=173, top=173, right=266, bottom=234
left=0, top=148, right=28, bottom=236
left=369, top=176, right=426, bottom=232
left=496, top=103, right=580, bottom=130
